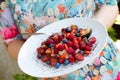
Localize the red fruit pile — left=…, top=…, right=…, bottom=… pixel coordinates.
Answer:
left=36, top=25, right=96, bottom=68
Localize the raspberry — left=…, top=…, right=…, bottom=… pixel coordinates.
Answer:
left=66, top=47, right=75, bottom=55
left=57, top=44, right=65, bottom=51
left=72, top=44, right=79, bottom=50
left=68, top=56, right=75, bottom=63
left=58, top=35, right=64, bottom=41
left=79, top=41, right=86, bottom=50
left=66, top=40, right=73, bottom=47
left=46, top=39, right=54, bottom=46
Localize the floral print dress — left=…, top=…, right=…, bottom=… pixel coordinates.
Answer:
left=0, top=0, right=120, bottom=80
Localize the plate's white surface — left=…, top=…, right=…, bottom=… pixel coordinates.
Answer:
left=18, top=18, right=108, bottom=77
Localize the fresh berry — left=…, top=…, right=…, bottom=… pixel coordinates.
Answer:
left=65, top=27, right=71, bottom=32
left=66, top=40, right=73, bottom=47
left=37, top=48, right=45, bottom=54
left=66, top=47, right=75, bottom=55
left=62, top=39, right=67, bottom=43
left=46, top=39, right=54, bottom=46
left=84, top=51, right=91, bottom=55
left=88, top=37, right=96, bottom=46
left=57, top=44, right=65, bottom=51
left=68, top=56, right=75, bottom=63
left=64, top=59, right=70, bottom=66
left=58, top=58, right=64, bottom=64
left=50, top=57, right=57, bottom=66
left=54, top=62, right=61, bottom=68
left=72, top=44, right=79, bottom=50
left=79, top=41, right=86, bottom=50
left=42, top=55, right=49, bottom=62
left=75, top=53, right=84, bottom=61
left=85, top=46, right=91, bottom=51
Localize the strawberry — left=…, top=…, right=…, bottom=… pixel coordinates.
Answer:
left=50, top=57, right=57, bottom=66
left=67, top=33, right=75, bottom=41
left=75, top=53, right=84, bottom=61
left=42, top=55, right=49, bottom=62
left=88, top=37, right=96, bottom=46
left=58, top=58, right=64, bottom=64
left=84, top=51, right=91, bottom=55
left=68, top=56, right=75, bottom=63
left=85, top=46, right=91, bottom=51
left=36, top=48, right=45, bottom=54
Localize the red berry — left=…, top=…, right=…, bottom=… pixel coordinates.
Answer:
left=79, top=41, right=86, bottom=50
left=75, top=54, right=84, bottom=61
left=58, top=58, right=64, bottom=64
left=68, top=56, right=75, bottom=63
left=85, top=46, right=91, bottom=51
left=58, top=35, right=63, bottom=41
left=72, top=44, right=79, bottom=50
left=57, top=44, right=65, bottom=51
left=42, top=55, right=49, bottom=62
left=46, top=39, right=54, bottom=45
left=50, top=57, right=57, bottom=66
left=88, top=37, right=96, bottom=46
left=67, top=33, right=74, bottom=41
left=54, top=49, right=59, bottom=54
left=84, top=51, right=91, bottom=55
left=66, top=47, right=75, bottom=55
left=66, top=40, right=73, bottom=47
left=37, top=48, right=45, bottom=54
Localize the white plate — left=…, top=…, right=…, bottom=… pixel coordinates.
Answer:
left=18, top=17, right=108, bottom=78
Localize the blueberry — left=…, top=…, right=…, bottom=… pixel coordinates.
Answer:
left=75, top=33, right=80, bottom=37
left=65, top=27, right=71, bottom=32
left=62, top=39, right=67, bottom=43
left=64, top=59, right=69, bottom=66
left=54, top=62, right=61, bottom=68
left=80, top=50, right=84, bottom=55
left=46, top=60, right=50, bottom=65
left=49, top=44, right=54, bottom=48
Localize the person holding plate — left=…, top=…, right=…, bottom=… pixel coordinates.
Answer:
left=0, top=0, right=120, bottom=80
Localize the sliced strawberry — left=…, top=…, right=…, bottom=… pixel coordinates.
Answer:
left=58, top=58, right=64, bottom=64
left=42, top=55, right=49, bottom=62
left=50, top=57, right=57, bottom=66
left=36, top=48, right=45, bottom=54
left=88, top=37, right=96, bottom=46
left=84, top=50, right=91, bottom=55
left=85, top=46, right=91, bottom=51
left=75, top=53, right=84, bottom=61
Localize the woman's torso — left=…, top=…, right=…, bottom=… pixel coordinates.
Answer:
left=5, top=0, right=100, bottom=36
